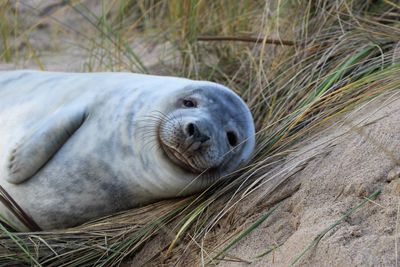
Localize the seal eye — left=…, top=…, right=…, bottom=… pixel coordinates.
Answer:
left=227, top=131, right=238, bottom=147
left=183, top=99, right=196, bottom=108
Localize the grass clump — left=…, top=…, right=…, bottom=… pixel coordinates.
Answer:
left=0, top=0, right=399, bottom=266
left=0, top=1, right=17, bottom=62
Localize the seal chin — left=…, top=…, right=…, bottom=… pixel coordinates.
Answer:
left=159, top=141, right=204, bottom=174
left=157, top=128, right=217, bottom=175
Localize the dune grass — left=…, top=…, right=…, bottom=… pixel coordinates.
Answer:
left=0, top=0, right=399, bottom=266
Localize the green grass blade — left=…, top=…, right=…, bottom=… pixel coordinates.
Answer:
left=0, top=223, right=41, bottom=266
left=209, top=204, right=280, bottom=264
left=255, top=243, right=282, bottom=258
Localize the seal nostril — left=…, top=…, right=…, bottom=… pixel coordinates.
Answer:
left=186, top=123, right=195, bottom=137
left=185, top=123, right=210, bottom=144
left=199, top=135, right=210, bottom=143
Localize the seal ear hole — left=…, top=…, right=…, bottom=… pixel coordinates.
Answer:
left=227, top=131, right=238, bottom=147
left=183, top=99, right=197, bottom=108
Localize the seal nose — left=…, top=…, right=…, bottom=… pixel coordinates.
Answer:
left=184, top=122, right=210, bottom=143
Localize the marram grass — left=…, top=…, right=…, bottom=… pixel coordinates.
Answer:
left=0, top=0, right=399, bottom=266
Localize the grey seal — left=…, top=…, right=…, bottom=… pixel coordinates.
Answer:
left=0, top=70, right=255, bottom=230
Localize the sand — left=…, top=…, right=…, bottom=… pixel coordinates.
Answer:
left=213, top=93, right=400, bottom=266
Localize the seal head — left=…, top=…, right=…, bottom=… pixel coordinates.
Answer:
left=154, top=84, right=255, bottom=179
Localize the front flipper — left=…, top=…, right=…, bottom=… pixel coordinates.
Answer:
left=6, top=105, right=87, bottom=184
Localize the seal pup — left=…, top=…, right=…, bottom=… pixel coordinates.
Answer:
left=0, top=70, right=255, bottom=230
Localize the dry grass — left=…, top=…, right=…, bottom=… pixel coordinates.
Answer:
left=0, top=0, right=399, bottom=266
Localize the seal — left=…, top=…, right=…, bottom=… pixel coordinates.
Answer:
left=0, top=70, right=255, bottom=230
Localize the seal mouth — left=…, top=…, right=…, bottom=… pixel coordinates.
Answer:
left=160, top=142, right=204, bottom=174
left=156, top=125, right=217, bottom=175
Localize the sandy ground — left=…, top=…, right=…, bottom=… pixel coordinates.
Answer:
left=214, top=93, right=400, bottom=266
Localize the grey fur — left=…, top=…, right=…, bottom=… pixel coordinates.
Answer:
left=0, top=70, right=255, bottom=230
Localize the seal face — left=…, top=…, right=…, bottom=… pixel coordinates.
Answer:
left=157, top=86, right=254, bottom=177
left=0, top=70, right=255, bottom=230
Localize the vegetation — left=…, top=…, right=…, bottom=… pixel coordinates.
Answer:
left=0, top=0, right=399, bottom=266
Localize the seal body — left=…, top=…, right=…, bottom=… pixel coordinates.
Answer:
left=0, top=70, right=255, bottom=230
